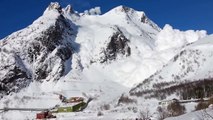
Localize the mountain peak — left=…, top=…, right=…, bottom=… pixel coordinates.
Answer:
left=64, top=4, right=74, bottom=14
left=104, top=5, right=160, bottom=31
left=109, top=5, right=134, bottom=14
left=116, top=5, right=131, bottom=12
left=107, top=5, right=148, bottom=22
left=45, top=2, right=62, bottom=13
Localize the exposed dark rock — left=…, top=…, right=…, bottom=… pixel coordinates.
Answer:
left=35, top=65, right=48, bottom=80
left=36, top=15, right=70, bottom=52
left=48, top=2, right=62, bottom=13
left=141, top=14, right=147, bottom=23
left=30, top=14, right=73, bottom=81
left=120, top=6, right=131, bottom=13
left=27, top=42, right=42, bottom=62
left=100, top=29, right=131, bottom=63
left=56, top=46, right=72, bottom=61
left=1, top=65, right=29, bottom=95
left=65, top=5, right=74, bottom=14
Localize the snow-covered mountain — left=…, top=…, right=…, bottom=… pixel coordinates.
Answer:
left=0, top=3, right=76, bottom=96
left=130, top=35, right=213, bottom=100
left=121, top=35, right=213, bottom=119
left=0, top=2, right=210, bottom=119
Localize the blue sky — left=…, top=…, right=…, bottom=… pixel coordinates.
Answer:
left=0, top=0, right=213, bottom=39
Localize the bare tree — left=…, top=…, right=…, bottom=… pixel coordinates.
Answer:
left=201, top=109, right=213, bottom=119
left=138, top=108, right=151, bottom=120
left=156, top=106, right=170, bottom=120
left=97, top=111, right=103, bottom=116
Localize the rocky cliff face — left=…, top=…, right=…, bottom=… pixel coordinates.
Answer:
left=100, top=28, right=131, bottom=63
left=0, top=2, right=74, bottom=96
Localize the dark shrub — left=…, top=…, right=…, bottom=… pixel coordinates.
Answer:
left=167, top=102, right=185, bottom=116
left=118, top=94, right=137, bottom=105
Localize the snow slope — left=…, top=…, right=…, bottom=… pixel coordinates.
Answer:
left=165, top=107, right=213, bottom=120
left=68, top=5, right=206, bottom=87
left=111, top=35, right=213, bottom=120
left=130, top=35, right=213, bottom=97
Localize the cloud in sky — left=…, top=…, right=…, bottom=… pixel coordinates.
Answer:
left=84, top=6, right=101, bottom=15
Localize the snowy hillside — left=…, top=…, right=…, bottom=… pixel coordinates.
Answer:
left=107, top=35, right=213, bottom=120
left=130, top=35, right=213, bottom=100
left=165, top=107, right=213, bottom=120
left=0, top=2, right=209, bottom=120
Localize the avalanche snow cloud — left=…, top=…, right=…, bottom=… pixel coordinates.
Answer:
left=0, top=2, right=209, bottom=120
left=156, top=24, right=206, bottom=50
